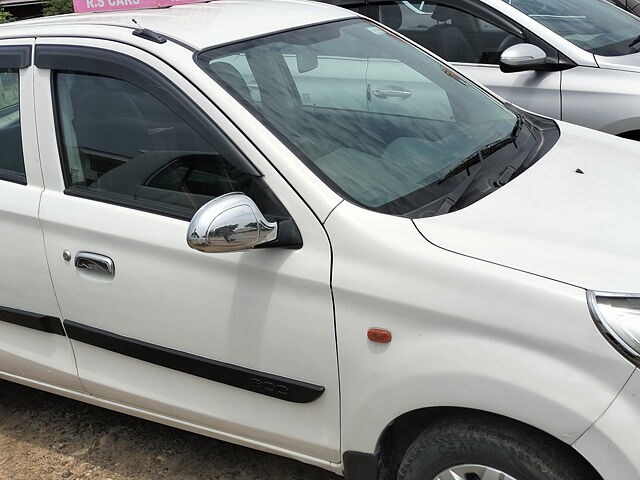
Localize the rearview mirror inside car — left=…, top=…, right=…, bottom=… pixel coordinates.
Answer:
left=297, top=50, right=319, bottom=73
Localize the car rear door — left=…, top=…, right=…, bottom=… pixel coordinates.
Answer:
left=0, top=38, right=85, bottom=392
left=33, top=37, right=340, bottom=463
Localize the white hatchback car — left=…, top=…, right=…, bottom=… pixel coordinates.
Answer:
left=0, top=1, right=639, bottom=480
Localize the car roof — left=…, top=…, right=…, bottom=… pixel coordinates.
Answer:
left=0, top=0, right=357, bottom=50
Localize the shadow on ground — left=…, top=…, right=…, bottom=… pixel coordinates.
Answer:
left=0, top=380, right=340, bottom=480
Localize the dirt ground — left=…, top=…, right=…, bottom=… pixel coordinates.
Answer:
left=0, top=380, right=340, bottom=480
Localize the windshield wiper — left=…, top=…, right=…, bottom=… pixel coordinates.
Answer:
left=629, top=34, right=640, bottom=48
left=438, top=114, right=523, bottom=185
left=497, top=124, right=536, bottom=187
left=437, top=150, right=483, bottom=185
left=434, top=162, right=485, bottom=216
left=432, top=114, right=524, bottom=216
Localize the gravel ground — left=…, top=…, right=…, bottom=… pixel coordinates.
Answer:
left=0, top=380, right=340, bottom=480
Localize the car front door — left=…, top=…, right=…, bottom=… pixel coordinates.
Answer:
left=34, top=37, right=340, bottom=462
left=0, top=39, right=84, bottom=392
left=372, top=0, right=563, bottom=119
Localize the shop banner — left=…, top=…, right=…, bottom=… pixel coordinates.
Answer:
left=74, top=0, right=207, bottom=14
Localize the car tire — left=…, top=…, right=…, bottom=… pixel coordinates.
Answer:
left=397, top=415, right=599, bottom=480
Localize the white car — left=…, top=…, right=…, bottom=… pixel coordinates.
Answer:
left=323, top=0, right=640, bottom=140
left=0, top=1, right=638, bottom=480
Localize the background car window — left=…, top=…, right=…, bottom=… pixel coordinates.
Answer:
left=279, top=39, right=370, bottom=111
left=379, top=2, right=438, bottom=31
left=0, top=69, right=25, bottom=182
left=610, top=0, right=640, bottom=16
left=275, top=27, right=453, bottom=119
left=504, top=0, right=640, bottom=56
left=379, top=1, right=523, bottom=64
left=54, top=72, right=259, bottom=219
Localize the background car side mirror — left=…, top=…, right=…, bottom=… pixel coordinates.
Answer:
left=500, top=43, right=548, bottom=73
left=187, top=192, right=278, bottom=253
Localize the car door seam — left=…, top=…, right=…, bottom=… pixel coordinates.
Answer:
left=32, top=56, right=92, bottom=394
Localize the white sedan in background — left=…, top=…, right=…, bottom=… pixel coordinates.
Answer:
left=0, top=1, right=638, bottom=480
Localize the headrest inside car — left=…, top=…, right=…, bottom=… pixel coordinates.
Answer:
left=381, top=3, right=403, bottom=31
left=431, top=5, right=458, bottom=22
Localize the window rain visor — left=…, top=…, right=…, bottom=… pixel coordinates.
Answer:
left=197, top=19, right=522, bottom=216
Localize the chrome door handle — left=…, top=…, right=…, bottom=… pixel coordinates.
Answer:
left=372, top=88, right=412, bottom=99
left=75, top=252, right=115, bottom=276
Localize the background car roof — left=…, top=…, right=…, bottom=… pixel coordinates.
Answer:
left=0, top=0, right=356, bottom=50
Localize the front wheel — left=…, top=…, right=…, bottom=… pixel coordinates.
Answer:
left=397, top=415, right=599, bottom=480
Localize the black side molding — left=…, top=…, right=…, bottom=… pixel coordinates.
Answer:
left=0, top=45, right=32, bottom=69
left=64, top=320, right=325, bottom=404
left=0, top=305, right=64, bottom=335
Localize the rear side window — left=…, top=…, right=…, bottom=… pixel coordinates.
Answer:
left=0, top=69, right=25, bottom=183
left=53, top=72, right=260, bottom=219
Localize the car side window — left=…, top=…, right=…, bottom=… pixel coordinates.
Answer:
left=0, top=69, right=26, bottom=182
left=53, top=72, right=260, bottom=219
left=378, top=1, right=524, bottom=64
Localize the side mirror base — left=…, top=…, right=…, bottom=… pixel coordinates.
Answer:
left=499, top=61, right=574, bottom=74
left=255, top=218, right=302, bottom=250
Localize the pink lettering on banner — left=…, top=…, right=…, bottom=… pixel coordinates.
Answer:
left=74, top=0, right=206, bottom=13
left=157, top=0, right=208, bottom=7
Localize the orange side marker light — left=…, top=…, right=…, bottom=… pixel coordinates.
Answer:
left=367, top=328, right=392, bottom=344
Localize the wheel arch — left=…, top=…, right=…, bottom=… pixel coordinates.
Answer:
left=371, top=406, right=604, bottom=480
left=617, top=129, right=640, bottom=141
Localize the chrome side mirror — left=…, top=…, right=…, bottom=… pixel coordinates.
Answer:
left=187, top=192, right=278, bottom=253
left=500, top=43, right=547, bottom=73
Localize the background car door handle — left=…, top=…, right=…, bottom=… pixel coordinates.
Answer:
left=372, top=87, right=412, bottom=99
left=74, top=252, right=115, bottom=276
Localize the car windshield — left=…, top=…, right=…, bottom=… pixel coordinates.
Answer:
left=197, top=19, right=521, bottom=217
left=503, top=0, right=640, bottom=56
